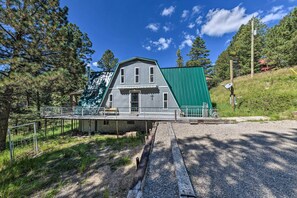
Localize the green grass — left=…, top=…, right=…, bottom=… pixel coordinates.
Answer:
left=0, top=130, right=143, bottom=197
left=210, top=66, right=297, bottom=119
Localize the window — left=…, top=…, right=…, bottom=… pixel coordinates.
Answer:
left=135, top=67, right=139, bottom=83
left=109, top=94, right=113, bottom=108
left=120, top=68, right=125, bottom=84
left=163, top=93, right=168, bottom=109
left=103, top=120, right=109, bottom=125
left=149, top=67, right=154, bottom=83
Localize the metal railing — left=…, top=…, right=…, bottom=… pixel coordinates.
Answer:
left=41, top=106, right=218, bottom=118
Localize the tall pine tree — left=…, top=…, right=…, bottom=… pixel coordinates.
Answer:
left=97, top=49, right=118, bottom=72
left=176, top=49, right=184, bottom=67
left=186, top=36, right=211, bottom=72
left=0, top=0, right=94, bottom=151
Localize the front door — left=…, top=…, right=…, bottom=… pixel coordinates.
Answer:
left=130, top=92, right=139, bottom=113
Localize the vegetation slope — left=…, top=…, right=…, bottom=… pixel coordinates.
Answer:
left=210, top=66, right=297, bottom=119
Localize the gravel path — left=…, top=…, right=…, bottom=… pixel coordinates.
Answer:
left=142, top=122, right=179, bottom=198
left=173, top=120, right=297, bottom=198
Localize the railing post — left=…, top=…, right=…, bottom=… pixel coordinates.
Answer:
left=8, top=129, right=13, bottom=163
left=175, top=110, right=177, bottom=122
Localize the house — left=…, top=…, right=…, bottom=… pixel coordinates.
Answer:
left=41, top=57, right=213, bottom=134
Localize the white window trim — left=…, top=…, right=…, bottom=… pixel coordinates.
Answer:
left=120, top=68, right=125, bottom=84
left=134, top=67, right=140, bottom=84
left=163, top=92, right=168, bottom=109
left=149, top=66, right=154, bottom=83
left=109, top=94, right=113, bottom=108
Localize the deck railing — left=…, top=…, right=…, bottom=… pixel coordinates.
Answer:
left=40, top=106, right=218, bottom=118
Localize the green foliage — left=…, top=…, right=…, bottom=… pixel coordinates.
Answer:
left=176, top=49, right=184, bottom=67
left=214, top=18, right=267, bottom=82
left=186, top=36, right=211, bottom=71
left=210, top=66, right=297, bottom=119
left=97, top=49, right=119, bottom=72
left=264, top=7, right=297, bottom=67
left=0, top=0, right=94, bottom=151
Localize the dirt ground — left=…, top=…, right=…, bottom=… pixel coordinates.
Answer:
left=173, top=120, right=297, bottom=198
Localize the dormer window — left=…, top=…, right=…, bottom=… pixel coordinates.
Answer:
left=135, top=67, right=139, bottom=83
left=120, top=68, right=125, bottom=84
left=149, top=66, right=154, bottom=83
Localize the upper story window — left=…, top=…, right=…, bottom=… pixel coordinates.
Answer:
left=149, top=66, right=154, bottom=83
left=135, top=67, right=139, bottom=83
left=109, top=94, right=113, bottom=108
left=120, top=68, right=125, bottom=84
left=163, top=92, right=168, bottom=109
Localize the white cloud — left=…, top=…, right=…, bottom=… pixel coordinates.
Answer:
left=151, top=38, right=172, bottom=50
left=271, top=5, right=284, bottom=13
left=146, top=23, right=160, bottom=32
left=192, top=5, right=201, bottom=15
left=163, top=26, right=170, bottom=32
left=161, top=6, right=175, bottom=16
left=261, top=5, right=287, bottom=23
left=225, top=39, right=231, bottom=46
left=179, top=33, right=195, bottom=49
left=143, top=45, right=151, bottom=51
left=201, top=5, right=258, bottom=37
left=92, top=62, right=98, bottom=66
left=188, top=23, right=195, bottom=29
left=195, top=16, right=203, bottom=24
left=181, top=10, right=189, bottom=19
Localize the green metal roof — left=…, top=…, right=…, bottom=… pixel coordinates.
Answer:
left=161, top=67, right=212, bottom=108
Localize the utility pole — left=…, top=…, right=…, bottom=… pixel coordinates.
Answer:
left=251, top=17, right=254, bottom=78
left=230, top=60, right=235, bottom=111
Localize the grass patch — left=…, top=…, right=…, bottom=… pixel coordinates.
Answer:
left=210, top=66, right=297, bottom=119
left=0, top=133, right=143, bottom=197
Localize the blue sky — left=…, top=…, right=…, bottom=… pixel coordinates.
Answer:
left=60, top=0, right=296, bottom=70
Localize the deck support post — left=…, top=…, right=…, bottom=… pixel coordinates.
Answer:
left=71, top=119, right=73, bottom=132
left=60, top=119, right=63, bottom=134
left=145, top=121, right=148, bottom=139
left=44, top=119, right=47, bottom=138
left=88, top=119, right=91, bottom=136
left=116, top=120, right=119, bottom=139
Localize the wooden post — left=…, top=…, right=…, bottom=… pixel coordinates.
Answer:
left=251, top=17, right=254, bottom=78
left=145, top=121, right=148, bottom=138
left=44, top=119, right=47, bottom=138
left=230, top=60, right=235, bottom=112
left=88, top=120, right=91, bottom=136
left=71, top=119, right=73, bottom=132
left=61, top=119, right=63, bottom=134
left=116, top=120, right=119, bottom=139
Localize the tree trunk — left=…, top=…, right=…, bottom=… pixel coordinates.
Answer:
left=36, top=91, right=41, bottom=130
left=0, top=87, right=13, bottom=151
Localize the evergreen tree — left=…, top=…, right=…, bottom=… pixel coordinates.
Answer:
left=264, top=8, right=297, bottom=67
left=186, top=36, right=211, bottom=70
left=176, top=49, right=183, bottom=67
left=97, top=49, right=118, bottom=72
left=0, top=0, right=94, bottom=151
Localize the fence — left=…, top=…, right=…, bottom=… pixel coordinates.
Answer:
left=41, top=105, right=218, bottom=119
left=7, top=122, right=38, bottom=163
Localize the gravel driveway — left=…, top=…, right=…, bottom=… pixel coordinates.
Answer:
left=173, top=120, right=297, bottom=198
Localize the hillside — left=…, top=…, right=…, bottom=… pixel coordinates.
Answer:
left=210, top=66, right=297, bottom=119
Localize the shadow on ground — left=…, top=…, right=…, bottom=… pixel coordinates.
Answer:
left=177, top=126, right=297, bottom=198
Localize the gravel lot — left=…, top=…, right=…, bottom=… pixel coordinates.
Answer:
left=173, top=120, right=297, bottom=198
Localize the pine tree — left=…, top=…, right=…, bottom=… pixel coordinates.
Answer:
left=264, top=7, right=297, bottom=67
left=176, top=49, right=183, bottom=67
left=97, top=50, right=119, bottom=72
left=186, top=36, right=211, bottom=70
left=0, top=0, right=94, bottom=151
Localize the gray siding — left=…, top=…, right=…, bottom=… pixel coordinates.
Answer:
left=101, top=59, right=179, bottom=114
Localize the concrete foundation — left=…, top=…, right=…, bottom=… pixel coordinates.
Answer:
left=79, top=120, right=153, bottom=134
